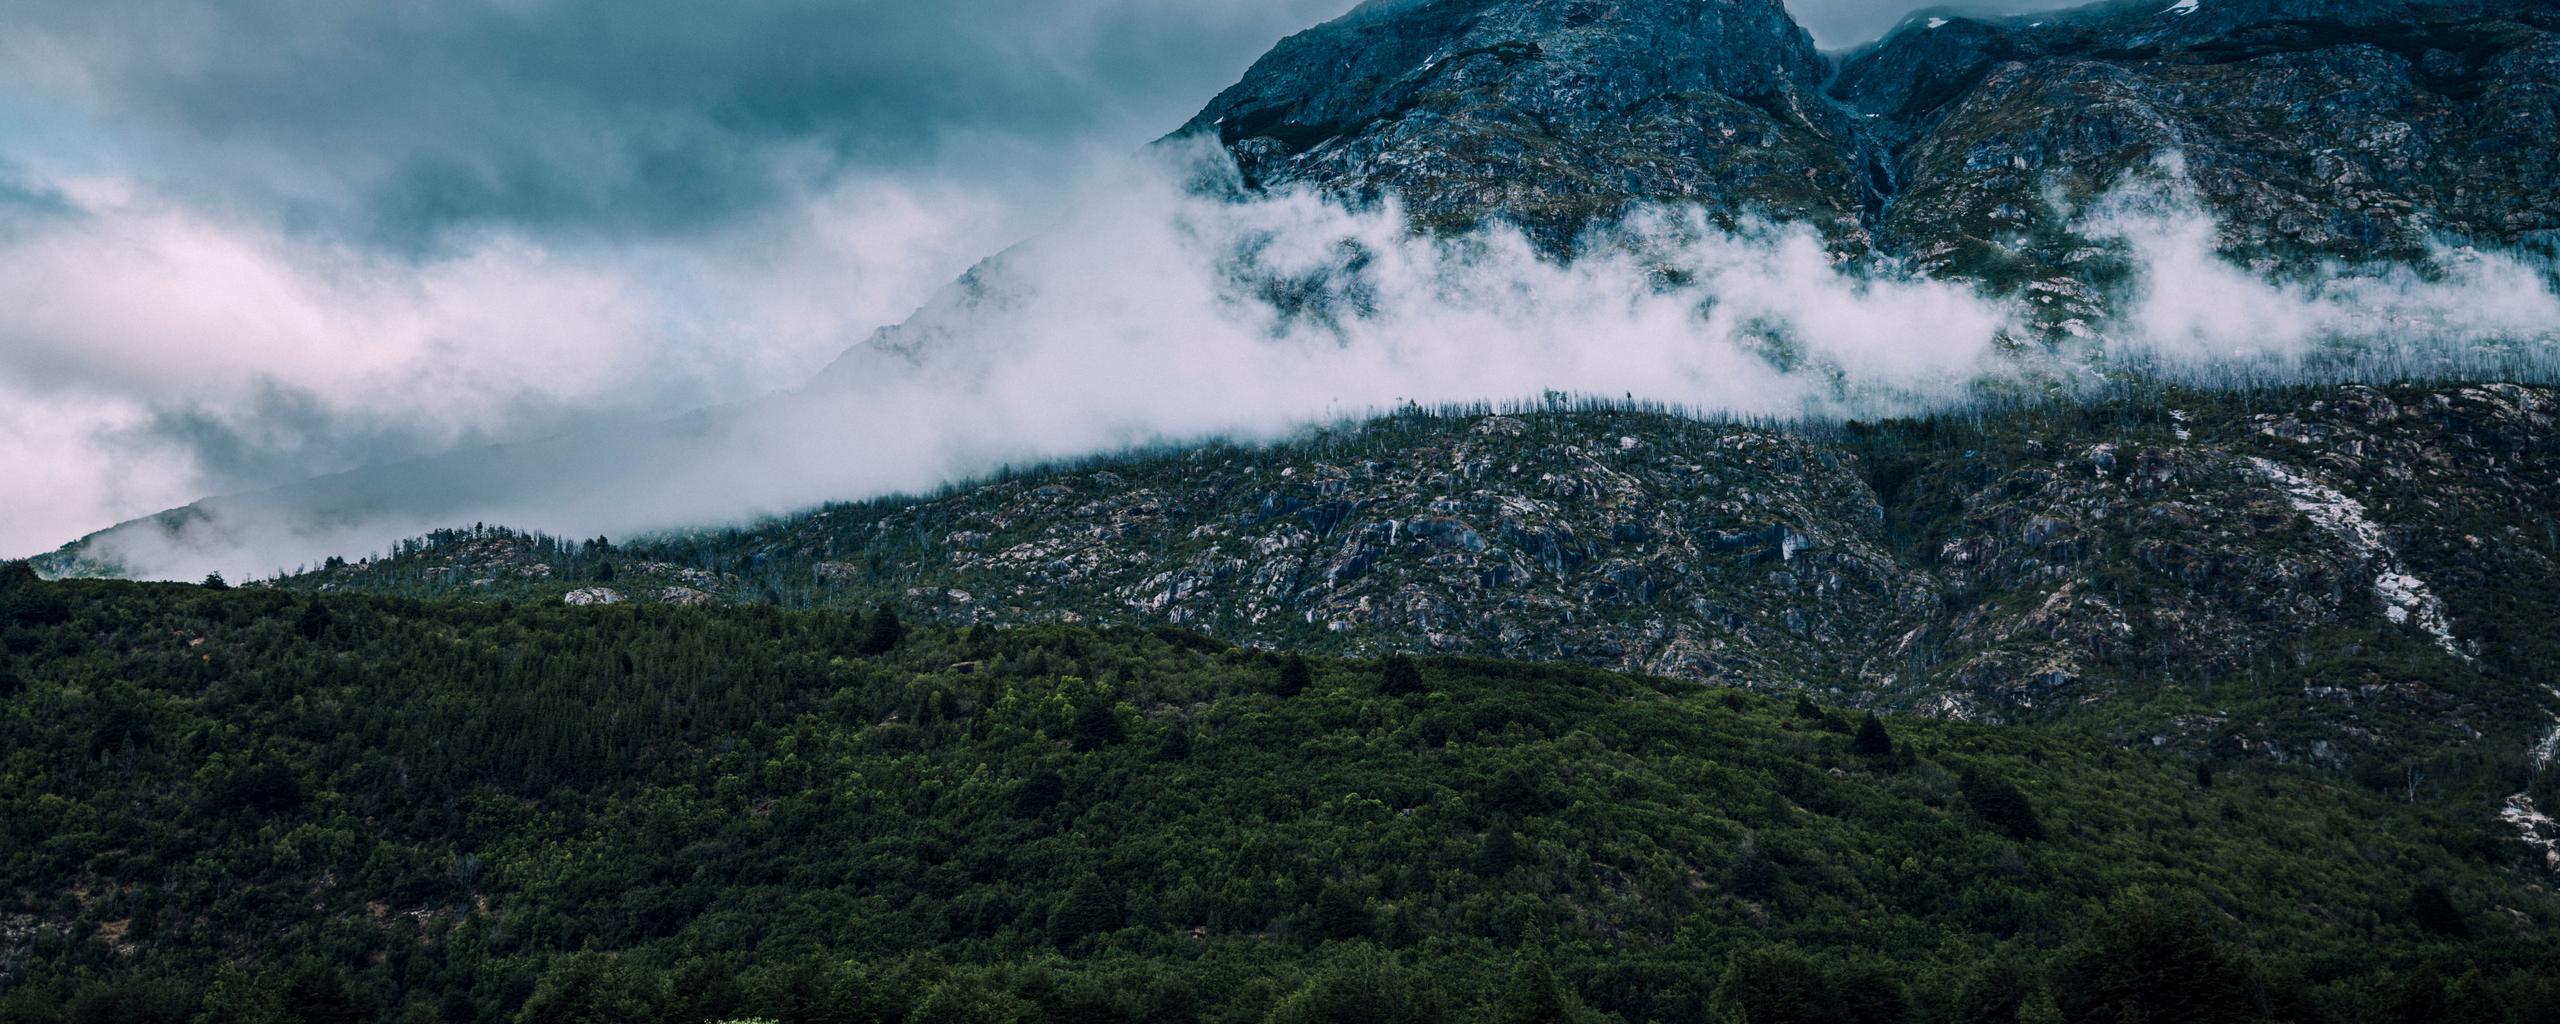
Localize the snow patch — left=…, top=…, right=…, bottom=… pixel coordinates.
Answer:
left=1925, top=17, right=1948, bottom=29
left=2249, top=457, right=2465, bottom=658
left=2163, top=0, right=2200, bottom=15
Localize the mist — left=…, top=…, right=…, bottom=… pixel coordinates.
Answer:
left=0, top=0, right=2193, bottom=568
left=59, top=140, right=2560, bottom=582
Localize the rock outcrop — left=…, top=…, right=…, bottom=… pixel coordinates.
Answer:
left=1180, top=0, right=2560, bottom=316
left=1177, top=0, right=1867, bottom=251
left=1831, top=0, right=2560, bottom=316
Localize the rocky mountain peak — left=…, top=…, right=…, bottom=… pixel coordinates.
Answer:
left=1180, top=0, right=2558, bottom=286
left=1832, top=0, right=2558, bottom=271
left=1177, top=0, right=1866, bottom=250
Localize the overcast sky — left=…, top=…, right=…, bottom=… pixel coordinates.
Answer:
left=0, top=0, right=2087, bottom=557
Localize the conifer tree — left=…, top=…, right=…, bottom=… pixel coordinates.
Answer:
left=1051, top=873, right=1122, bottom=942
left=1851, top=712, right=1894, bottom=758
left=1277, top=654, right=1314, bottom=697
left=1071, top=698, right=1125, bottom=752
left=1379, top=654, right=1424, bottom=696
left=859, top=605, right=904, bottom=655
left=1961, top=771, right=2046, bottom=842
left=1312, top=885, right=1372, bottom=942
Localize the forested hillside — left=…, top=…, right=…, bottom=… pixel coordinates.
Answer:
left=266, top=383, right=2560, bottom=799
left=1, top=568, right=2555, bottom=1023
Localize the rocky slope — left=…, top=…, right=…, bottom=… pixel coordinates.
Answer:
left=1178, top=0, right=2560, bottom=334
left=1833, top=0, right=2560, bottom=312
left=1177, top=0, right=1867, bottom=251
left=40, top=0, right=2560, bottom=582
left=277, top=383, right=2560, bottom=796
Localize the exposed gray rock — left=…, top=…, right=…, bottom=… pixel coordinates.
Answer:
left=1833, top=0, right=2560, bottom=299
left=1176, top=0, right=1868, bottom=252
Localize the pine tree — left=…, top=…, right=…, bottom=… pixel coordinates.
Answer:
left=859, top=605, right=904, bottom=655
left=1266, top=944, right=1441, bottom=1024
left=1012, top=770, right=1067, bottom=818
left=2054, top=891, right=2257, bottom=1024
left=1071, top=699, right=1125, bottom=752
left=1277, top=654, right=1314, bottom=697
left=276, top=959, right=369, bottom=1024
left=2409, top=882, right=2467, bottom=936
left=1379, top=654, right=1424, bottom=696
left=1851, top=712, right=1894, bottom=758
left=1051, top=873, right=1122, bottom=942
left=1493, top=946, right=1599, bottom=1024
left=2017, top=989, right=2065, bottom=1024
left=1718, top=946, right=1834, bottom=1024
left=295, top=600, right=334, bottom=641
left=1312, top=885, right=1372, bottom=942
left=201, top=572, right=231, bottom=591
left=1961, top=771, right=2046, bottom=842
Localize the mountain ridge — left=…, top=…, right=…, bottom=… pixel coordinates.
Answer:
left=265, top=382, right=2560, bottom=802
left=34, top=0, right=2560, bottom=645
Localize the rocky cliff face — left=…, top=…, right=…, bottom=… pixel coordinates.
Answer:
left=1833, top=0, right=2560, bottom=315
left=1178, top=0, right=1867, bottom=252
left=1187, top=0, right=2560, bottom=316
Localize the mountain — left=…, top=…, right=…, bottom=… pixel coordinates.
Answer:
left=1191, top=0, right=2559, bottom=265
left=14, top=2, right=2560, bottom=1016
left=276, top=382, right=2560, bottom=797
left=1832, top=0, right=2560, bottom=308
left=1174, top=0, right=1867, bottom=251
left=1182, top=0, right=2559, bottom=330
left=36, top=0, right=2560, bottom=582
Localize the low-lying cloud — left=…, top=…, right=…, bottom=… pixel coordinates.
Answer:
left=0, top=0, right=2175, bottom=568
left=50, top=141, right=2560, bottom=581
left=2090, top=171, right=2560, bottom=373
left=0, top=170, right=1014, bottom=556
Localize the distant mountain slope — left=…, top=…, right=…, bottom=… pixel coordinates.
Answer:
left=277, top=383, right=2560, bottom=794
left=1187, top=0, right=2558, bottom=268
left=38, top=0, right=2560, bottom=614
left=1830, top=0, right=2560, bottom=308
left=1173, top=0, right=2559, bottom=335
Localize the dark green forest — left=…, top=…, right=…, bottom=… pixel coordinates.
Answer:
left=1, top=565, right=2554, bottom=1023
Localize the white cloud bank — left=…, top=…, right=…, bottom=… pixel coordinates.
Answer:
left=0, top=170, right=1015, bottom=557
left=15, top=142, right=2560, bottom=579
